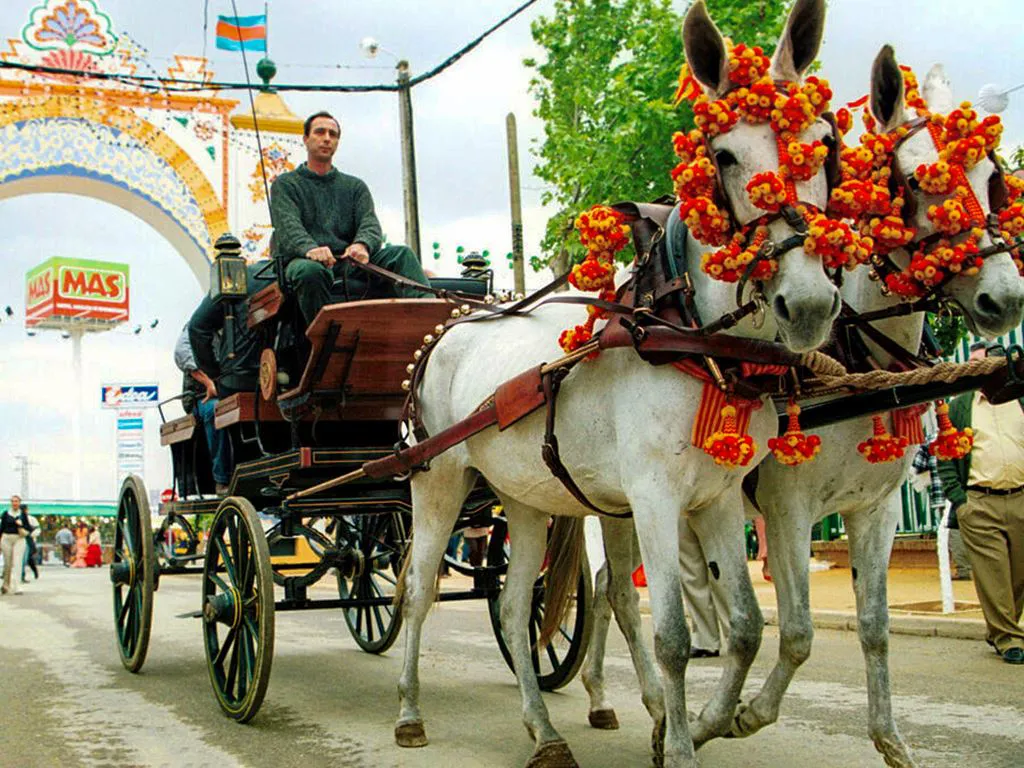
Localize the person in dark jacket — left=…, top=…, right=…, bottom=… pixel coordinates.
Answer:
left=270, top=111, right=433, bottom=325
left=937, top=343, right=1024, bottom=665
left=1, top=495, right=33, bottom=595
left=188, top=261, right=276, bottom=494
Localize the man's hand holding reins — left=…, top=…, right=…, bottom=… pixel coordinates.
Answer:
left=343, top=242, right=370, bottom=264
left=306, top=245, right=336, bottom=268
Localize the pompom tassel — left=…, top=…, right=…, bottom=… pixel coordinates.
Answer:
left=703, top=405, right=757, bottom=469
left=768, top=401, right=822, bottom=466
left=858, top=414, right=909, bottom=463
left=929, top=400, right=973, bottom=460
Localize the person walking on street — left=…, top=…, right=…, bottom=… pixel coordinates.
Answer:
left=937, top=343, right=1024, bottom=665
left=20, top=505, right=40, bottom=582
left=1, top=495, right=33, bottom=595
left=55, top=524, right=74, bottom=567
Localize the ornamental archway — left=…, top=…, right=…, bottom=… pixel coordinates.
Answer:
left=0, top=0, right=305, bottom=286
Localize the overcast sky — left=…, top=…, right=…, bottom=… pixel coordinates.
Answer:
left=0, top=0, right=1022, bottom=502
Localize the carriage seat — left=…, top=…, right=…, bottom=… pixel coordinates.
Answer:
left=160, top=414, right=196, bottom=446
left=275, top=298, right=457, bottom=420
left=214, top=392, right=285, bottom=429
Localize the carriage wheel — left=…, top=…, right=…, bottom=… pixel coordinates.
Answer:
left=202, top=497, right=275, bottom=723
left=156, top=512, right=199, bottom=568
left=111, top=474, right=155, bottom=673
left=335, top=511, right=409, bottom=654
left=486, top=530, right=593, bottom=691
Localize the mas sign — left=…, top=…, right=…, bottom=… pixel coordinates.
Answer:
left=26, top=257, right=130, bottom=329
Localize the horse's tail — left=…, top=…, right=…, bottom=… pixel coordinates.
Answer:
left=539, top=516, right=584, bottom=648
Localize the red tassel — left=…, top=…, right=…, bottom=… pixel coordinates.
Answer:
left=929, top=400, right=974, bottom=460
left=858, top=414, right=909, bottom=463
left=703, top=405, right=758, bottom=469
left=768, top=401, right=822, bottom=465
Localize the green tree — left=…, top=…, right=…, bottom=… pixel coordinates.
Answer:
left=526, top=0, right=789, bottom=275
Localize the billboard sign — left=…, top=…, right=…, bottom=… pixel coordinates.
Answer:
left=102, top=384, right=159, bottom=409
left=26, top=257, right=130, bottom=329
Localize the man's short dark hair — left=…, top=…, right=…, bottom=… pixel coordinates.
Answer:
left=304, top=111, right=340, bottom=137
left=970, top=340, right=989, bottom=353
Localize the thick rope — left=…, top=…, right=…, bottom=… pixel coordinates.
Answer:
left=800, top=353, right=1007, bottom=391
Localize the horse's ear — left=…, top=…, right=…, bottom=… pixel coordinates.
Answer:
left=922, top=63, right=954, bottom=114
left=682, top=0, right=730, bottom=98
left=869, top=44, right=907, bottom=132
left=770, top=0, right=826, bottom=82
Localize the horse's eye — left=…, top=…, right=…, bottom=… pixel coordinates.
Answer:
left=906, top=176, right=920, bottom=192
left=715, top=148, right=737, bottom=168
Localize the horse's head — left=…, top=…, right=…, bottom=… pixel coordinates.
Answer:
left=869, top=45, right=1024, bottom=338
left=681, top=0, right=840, bottom=353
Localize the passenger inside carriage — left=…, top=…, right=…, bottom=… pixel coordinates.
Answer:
left=270, top=110, right=434, bottom=325
left=185, top=260, right=275, bottom=494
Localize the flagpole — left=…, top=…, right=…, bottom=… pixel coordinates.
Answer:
left=264, top=1, right=269, bottom=56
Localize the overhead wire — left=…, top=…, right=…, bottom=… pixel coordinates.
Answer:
left=0, top=0, right=541, bottom=94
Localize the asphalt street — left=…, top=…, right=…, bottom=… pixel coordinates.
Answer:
left=0, top=566, right=1021, bottom=768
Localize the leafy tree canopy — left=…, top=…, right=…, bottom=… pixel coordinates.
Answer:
left=526, top=0, right=790, bottom=274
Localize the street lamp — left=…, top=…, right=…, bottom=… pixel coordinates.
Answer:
left=360, top=36, right=422, bottom=260
left=977, top=82, right=1024, bottom=113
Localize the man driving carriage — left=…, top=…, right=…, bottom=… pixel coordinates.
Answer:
left=271, top=111, right=433, bottom=325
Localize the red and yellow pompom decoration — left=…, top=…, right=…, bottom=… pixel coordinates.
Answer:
left=857, top=415, right=910, bottom=463
left=929, top=400, right=973, bottom=461
left=768, top=401, right=821, bottom=466
left=558, top=206, right=630, bottom=354
left=703, top=405, right=757, bottom=469
left=672, top=42, right=838, bottom=284
left=746, top=172, right=788, bottom=212
left=914, top=161, right=954, bottom=196
left=886, top=234, right=984, bottom=298
left=701, top=226, right=775, bottom=283
left=804, top=211, right=873, bottom=270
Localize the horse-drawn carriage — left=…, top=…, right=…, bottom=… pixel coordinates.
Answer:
left=110, top=251, right=592, bottom=723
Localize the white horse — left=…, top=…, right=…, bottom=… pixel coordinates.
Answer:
left=393, top=1, right=839, bottom=766
left=578, top=46, right=1024, bottom=768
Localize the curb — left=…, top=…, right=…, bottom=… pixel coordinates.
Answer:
left=637, top=600, right=987, bottom=641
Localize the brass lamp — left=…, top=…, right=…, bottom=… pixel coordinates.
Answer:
left=209, top=233, right=247, bottom=303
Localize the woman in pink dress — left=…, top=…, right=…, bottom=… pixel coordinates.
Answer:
left=71, top=522, right=88, bottom=568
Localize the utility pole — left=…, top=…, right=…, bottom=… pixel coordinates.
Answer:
left=506, top=113, right=526, bottom=294
left=13, top=454, right=35, bottom=499
left=397, top=60, right=422, bottom=260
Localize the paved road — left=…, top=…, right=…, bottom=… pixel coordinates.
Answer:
left=0, top=566, right=1021, bottom=768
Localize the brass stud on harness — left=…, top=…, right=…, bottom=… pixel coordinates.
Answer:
left=423, top=334, right=434, bottom=345
left=484, top=295, right=496, bottom=305
left=434, top=324, right=445, bottom=335
left=413, top=349, right=423, bottom=361
left=868, top=269, right=881, bottom=282
left=451, top=308, right=462, bottom=318
left=401, top=379, right=411, bottom=391
left=460, top=304, right=471, bottom=315
left=406, top=363, right=416, bottom=374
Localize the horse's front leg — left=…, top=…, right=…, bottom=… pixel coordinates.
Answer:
left=582, top=516, right=665, bottom=733
left=686, top=488, right=763, bottom=746
left=500, top=499, right=579, bottom=768
left=629, top=488, right=698, bottom=768
left=729, top=495, right=815, bottom=738
left=845, top=495, right=918, bottom=768
left=395, top=459, right=473, bottom=748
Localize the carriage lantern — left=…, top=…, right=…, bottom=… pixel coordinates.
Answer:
left=460, top=251, right=494, bottom=295
left=209, top=233, right=248, bottom=303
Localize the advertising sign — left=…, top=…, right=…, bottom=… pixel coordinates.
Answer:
left=25, top=257, right=130, bottom=329
left=102, top=384, right=159, bottom=409
left=116, top=407, right=145, bottom=481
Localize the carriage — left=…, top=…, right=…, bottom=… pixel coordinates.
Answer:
left=109, top=245, right=593, bottom=723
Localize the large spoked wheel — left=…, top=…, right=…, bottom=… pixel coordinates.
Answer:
left=487, top=526, right=593, bottom=691
left=335, top=511, right=409, bottom=654
left=156, top=512, right=199, bottom=568
left=202, top=497, right=275, bottom=723
left=111, top=474, right=155, bottom=673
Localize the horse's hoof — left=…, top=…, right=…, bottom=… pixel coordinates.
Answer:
left=725, top=702, right=757, bottom=739
left=588, top=708, right=620, bottom=730
left=651, top=718, right=666, bottom=768
left=526, top=740, right=579, bottom=768
left=395, top=720, right=428, bottom=748
left=875, top=736, right=917, bottom=768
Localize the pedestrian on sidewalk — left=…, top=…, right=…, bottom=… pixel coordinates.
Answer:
left=20, top=506, right=40, bottom=582
left=912, top=431, right=971, bottom=579
left=679, top=516, right=729, bottom=658
left=1, top=495, right=33, bottom=595
left=937, top=342, right=1024, bottom=665
left=54, top=524, right=74, bottom=567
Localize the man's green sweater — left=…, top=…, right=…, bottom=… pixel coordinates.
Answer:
left=270, top=164, right=383, bottom=265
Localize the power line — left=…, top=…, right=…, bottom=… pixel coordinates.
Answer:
left=0, top=0, right=541, bottom=94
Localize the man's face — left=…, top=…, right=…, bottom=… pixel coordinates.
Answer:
left=304, top=117, right=340, bottom=164
left=10, top=496, right=20, bottom=509
left=969, top=347, right=987, bottom=362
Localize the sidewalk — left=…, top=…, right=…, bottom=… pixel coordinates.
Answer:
left=638, top=560, right=989, bottom=641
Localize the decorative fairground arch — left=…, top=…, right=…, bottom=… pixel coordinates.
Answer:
left=0, top=0, right=305, bottom=286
